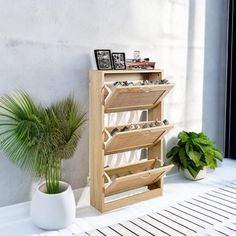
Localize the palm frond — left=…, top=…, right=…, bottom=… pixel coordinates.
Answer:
left=0, top=91, right=86, bottom=193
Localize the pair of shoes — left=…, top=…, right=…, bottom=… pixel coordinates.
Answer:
left=110, top=120, right=169, bottom=136
left=158, top=79, right=169, bottom=84
left=112, top=79, right=170, bottom=88
left=143, top=119, right=169, bottom=128
left=138, top=79, right=170, bottom=85
left=163, top=119, right=169, bottom=125
left=110, top=126, right=129, bottom=136
left=110, top=124, right=140, bottom=136
left=113, top=81, right=134, bottom=87
left=129, top=124, right=141, bottom=130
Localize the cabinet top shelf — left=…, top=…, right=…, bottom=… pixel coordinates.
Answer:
left=90, top=69, right=163, bottom=74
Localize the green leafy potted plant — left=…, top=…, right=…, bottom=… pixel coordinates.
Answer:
left=0, top=91, right=86, bottom=230
left=166, top=131, right=223, bottom=180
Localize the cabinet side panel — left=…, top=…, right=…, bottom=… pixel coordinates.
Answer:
left=148, top=101, right=164, bottom=191
left=89, top=71, right=105, bottom=211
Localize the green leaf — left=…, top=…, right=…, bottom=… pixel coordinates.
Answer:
left=205, top=154, right=217, bottom=169
left=198, top=132, right=209, bottom=140
left=193, top=137, right=213, bottom=146
left=178, top=131, right=189, bottom=143
left=0, top=91, right=86, bottom=194
left=171, top=154, right=183, bottom=170
left=167, top=130, right=223, bottom=174
left=179, top=148, right=187, bottom=169
left=188, top=151, right=201, bottom=166
left=166, top=146, right=179, bottom=159
left=185, top=142, right=192, bottom=155
left=187, top=165, right=200, bottom=178
left=189, top=132, right=198, bottom=139
left=213, top=149, right=223, bottom=161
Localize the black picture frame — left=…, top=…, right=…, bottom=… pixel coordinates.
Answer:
left=94, top=49, right=113, bottom=70
left=112, top=52, right=126, bottom=70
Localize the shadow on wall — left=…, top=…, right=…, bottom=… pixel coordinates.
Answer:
left=62, top=52, right=92, bottom=189
left=184, top=0, right=205, bottom=133
left=165, top=0, right=227, bottom=164
left=0, top=49, right=92, bottom=207
left=0, top=154, right=38, bottom=206
left=202, top=0, right=228, bottom=152
left=182, top=0, right=227, bottom=149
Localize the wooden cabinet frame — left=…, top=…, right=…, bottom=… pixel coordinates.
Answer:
left=89, top=70, right=174, bottom=212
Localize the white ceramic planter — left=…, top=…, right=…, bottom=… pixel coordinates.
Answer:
left=30, top=181, right=76, bottom=230
left=183, top=168, right=207, bottom=180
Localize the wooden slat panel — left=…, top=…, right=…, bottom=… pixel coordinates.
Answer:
left=89, top=69, right=174, bottom=212
left=104, top=84, right=174, bottom=113
left=105, top=124, right=173, bottom=155
left=105, top=159, right=156, bottom=178
left=148, top=102, right=164, bottom=191
left=103, top=188, right=162, bottom=212
left=104, top=165, right=173, bottom=196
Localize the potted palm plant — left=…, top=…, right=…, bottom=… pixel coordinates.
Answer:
left=0, top=91, right=86, bottom=230
left=166, top=131, right=223, bottom=180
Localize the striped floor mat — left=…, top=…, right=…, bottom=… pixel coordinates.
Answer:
left=80, top=182, right=236, bottom=236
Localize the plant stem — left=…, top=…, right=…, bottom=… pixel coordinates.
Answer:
left=45, top=157, right=61, bottom=194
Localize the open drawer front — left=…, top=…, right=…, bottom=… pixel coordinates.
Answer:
left=104, top=121, right=173, bottom=155
left=104, top=160, right=174, bottom=196
left=104, top=84, right=174, bottom=113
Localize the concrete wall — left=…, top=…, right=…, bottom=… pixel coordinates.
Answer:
left=0, top=0, right=228, bottom=207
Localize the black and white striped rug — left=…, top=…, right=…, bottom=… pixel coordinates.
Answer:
left=80, top=182, right=236, bottom=236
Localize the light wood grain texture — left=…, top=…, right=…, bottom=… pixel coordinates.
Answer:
left=89, top=70, right=174, bottom=212
left=104, top=123, right=173, bottom=155
left=148, top=101, right=164, bottom=191
left=105, top=84, right=174, bottom=113
left=105, top=159, right=156, bottom=177
left=89, top=70, right=105, bottom=211
left=103, top=188, right=162, bottom=212
left=104, top=164, right=174, bottom=196
left=104, top=71, right=162, bottom=82
left=90, top=69, right=163, bottom=74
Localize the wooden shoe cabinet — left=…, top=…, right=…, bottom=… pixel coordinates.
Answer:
left=89, top=70, right=174, bottom=212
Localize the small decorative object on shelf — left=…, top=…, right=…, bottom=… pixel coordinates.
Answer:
left=112, top=52, right=126, bottom=70
left=126, top=52, right=156, bottom=70
left=89, top=69, right=174, bottom=212
left=94, top=49, right=158, bottom=70
left=126, top=59, right=156, bottom=70
left=94, top=49, right=113, bottom=70
left=133, top=50, right=141, bottom=61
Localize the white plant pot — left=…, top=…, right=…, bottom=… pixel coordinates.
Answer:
left=183, top=168, right=207, bottom=180
left=30, top=181, right=76, bottom=230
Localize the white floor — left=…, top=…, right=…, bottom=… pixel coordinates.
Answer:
left=0, top=159, right=235, bottom=236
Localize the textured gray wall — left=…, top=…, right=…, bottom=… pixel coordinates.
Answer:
left=0, top=0, right=228, bottom=206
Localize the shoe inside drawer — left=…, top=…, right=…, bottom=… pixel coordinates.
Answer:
left=104, top=163, right=173, bottom=196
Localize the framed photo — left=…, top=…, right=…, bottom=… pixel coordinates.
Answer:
left=94, top=49, right=113, bottom=70
left=112, top=52, right=126, bottom=70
